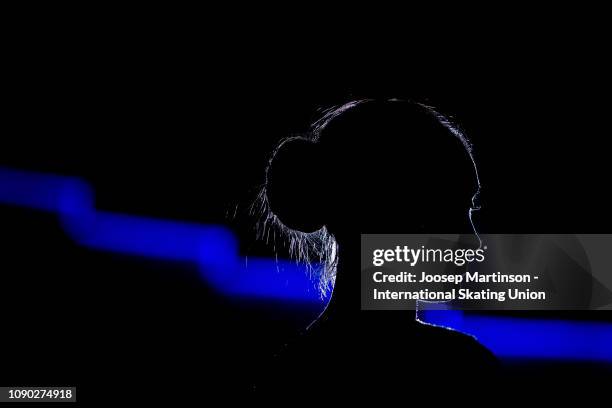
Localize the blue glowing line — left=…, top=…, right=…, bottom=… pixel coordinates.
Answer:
left=0, top=167, right=92, bottom=213
left=422, top=310, right=612, bottom=362
left=2, top=166, right=612, bottom=362
left=63, top=210, right=237, bottom=267
left=0, top=166, right=325, bottom=303
left=228, top=257, right=326, bottom=301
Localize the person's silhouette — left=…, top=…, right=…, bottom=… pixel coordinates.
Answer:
left=258, top=99, right=497, bottom=396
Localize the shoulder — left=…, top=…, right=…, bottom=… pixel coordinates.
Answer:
left=414, top=320, right=499, bottom=371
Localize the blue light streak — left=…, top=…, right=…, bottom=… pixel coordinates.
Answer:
left=422, top=310, right=612, bottom=362
left=0, top=166, right=324, bottom=303
left=1, top=166, right=611, bottom=362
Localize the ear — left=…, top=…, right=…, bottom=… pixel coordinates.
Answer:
left=266, top=138, right=327, bottom=232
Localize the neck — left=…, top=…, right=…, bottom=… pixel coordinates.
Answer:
left=323, top=243, right=361, bottom=319
left=318, top=234, right=417, bottom=327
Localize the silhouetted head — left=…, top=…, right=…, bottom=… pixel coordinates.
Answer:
left=259, top=99, right=480, bottom=293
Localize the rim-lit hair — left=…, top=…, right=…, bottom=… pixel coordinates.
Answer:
left=252, top=99, right=481, bottom=297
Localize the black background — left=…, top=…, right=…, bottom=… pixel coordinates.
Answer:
left=1, top=15, right=611, bottom=401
